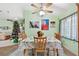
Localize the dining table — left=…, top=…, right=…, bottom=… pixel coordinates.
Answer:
left=10, top=37, right=64, bottom=56
left=19, top=37, right=63, bottom=56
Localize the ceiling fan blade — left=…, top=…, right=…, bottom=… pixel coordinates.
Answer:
left=32, top=10, right=40, bottom=14
left=46, top=3, right=52, bottom=8
left=45, top=10, right=53, bottom=13
left=31, top=4, right=39, bottom=9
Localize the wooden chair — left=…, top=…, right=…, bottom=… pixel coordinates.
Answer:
left=24, top=48, right=29, bottom=56
left=34, top=37, right=47, bottom=56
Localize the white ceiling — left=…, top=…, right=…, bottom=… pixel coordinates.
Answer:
left=52, top=3, right=77, bottom=16
left=31, top=3, right=77, bottom=17
left=0, top=3, right=26, bottom=20
left=0, top=3, right=77, bottom=20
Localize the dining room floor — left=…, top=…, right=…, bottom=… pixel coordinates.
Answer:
left=10, top=48, right=64, bottom=56
left=10, top=42, right=64, bottom=56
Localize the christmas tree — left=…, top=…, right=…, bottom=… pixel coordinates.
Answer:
left=12, top=21, right=20, bottom=43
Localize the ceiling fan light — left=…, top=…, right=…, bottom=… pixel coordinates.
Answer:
left=39, top=11, right=45, bottom=16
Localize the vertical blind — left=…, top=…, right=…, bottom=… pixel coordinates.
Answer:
left=60, top=12, right=78, bottom=41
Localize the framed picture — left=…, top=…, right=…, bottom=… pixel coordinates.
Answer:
left=41, top=19, right=49, bottom=30
left=50, top=21, right=56, bottom=28
left=29, top=21, right=39, bottom=28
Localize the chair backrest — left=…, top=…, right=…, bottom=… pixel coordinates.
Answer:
left=34, top=37, right=47, bottom=50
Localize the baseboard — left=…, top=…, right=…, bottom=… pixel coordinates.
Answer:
left=63, top=46, right=77, bottom=56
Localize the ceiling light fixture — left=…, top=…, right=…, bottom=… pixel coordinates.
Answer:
left=39, top=10, right=45, bottom=17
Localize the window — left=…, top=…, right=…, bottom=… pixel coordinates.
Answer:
left=60, top=20, right=64, bottom=36
left=71, top=13, right=78, bottom=41
left=65, top=17, right=72, bottom=38
left=60, top=12, right=78, bottom=41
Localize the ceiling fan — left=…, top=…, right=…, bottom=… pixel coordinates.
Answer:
left=31, top=3, right=53, bottom=16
